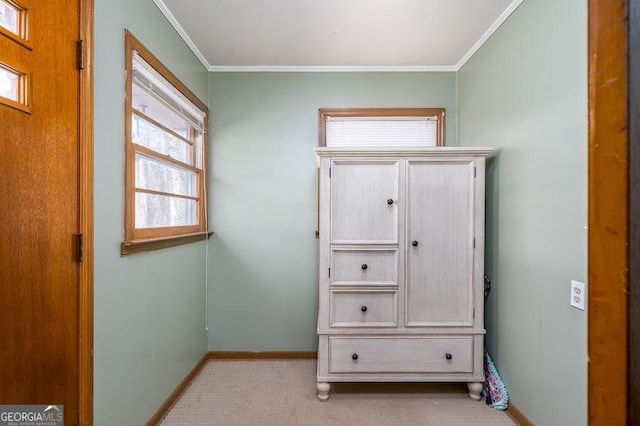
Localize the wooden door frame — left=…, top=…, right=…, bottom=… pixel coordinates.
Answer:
left=588, top=0, right=629, bottom=424
left=629, top=0, right=639, bottom=423
left=79, top=0, right=94, bottom=424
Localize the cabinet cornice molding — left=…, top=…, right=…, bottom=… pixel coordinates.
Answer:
left=314, top=146, right=495, bottom=158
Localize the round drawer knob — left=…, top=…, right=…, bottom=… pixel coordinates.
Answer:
left=361, top=305, right=368, bottom=312
left=445, top=353, right=453, bottom=360
left=352, top=353, right=359, bottom=360
left=361, top=264, right=368, bottom=270
left=412, top=240, right=419, bottom=247
left=387, top=199, right=394, bottom=205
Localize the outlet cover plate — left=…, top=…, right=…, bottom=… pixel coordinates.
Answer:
left=570, top=280, right=586, bottom=310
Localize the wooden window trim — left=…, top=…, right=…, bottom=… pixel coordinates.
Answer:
left=133, top=109, right=195, bottom=146
left=318, top=108, right=446, bottom=147
left=136, top=188, right=199, bottom=201
left=120, top=231, right=213, bottom=256
left=123, top=30, right=209, bottom=255
left=135, top=144, right=200, bottom=172
left=0, top=0, right=32, bottom=50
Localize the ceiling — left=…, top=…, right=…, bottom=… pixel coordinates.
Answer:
left=154, top=0, right=523, bottom=72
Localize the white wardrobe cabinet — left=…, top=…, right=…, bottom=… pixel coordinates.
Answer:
left=315, top=147, right=493, bottom=402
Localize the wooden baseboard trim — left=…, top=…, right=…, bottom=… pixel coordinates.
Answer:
left=506, top=402, right=534, bottom=426
left=146, top=353, right=210, bottom=426
left=208, top=351, right=318, bottom=360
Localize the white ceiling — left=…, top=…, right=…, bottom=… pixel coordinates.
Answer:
left=154, top=0, right=523, bottom=72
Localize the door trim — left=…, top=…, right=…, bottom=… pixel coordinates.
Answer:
left=588, top=0, right=629, bottom=424
left=629, top=0, right=639, bottom=422
left=79, top=0, right=94, bottom=423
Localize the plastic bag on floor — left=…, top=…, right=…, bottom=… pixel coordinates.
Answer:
left=482, top=352, right=509, bottom=410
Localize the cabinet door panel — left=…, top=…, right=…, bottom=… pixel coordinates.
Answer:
left=406, top=160, right=473, bottom=326
left=331, top=161, right=399, bottom=243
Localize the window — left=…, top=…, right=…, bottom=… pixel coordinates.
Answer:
left=0, top=0, right=19, bottom=35
left=122, top=31, right=209, bottom=255
left=0, top=61, right=30, bottom=113
left=319, top=108, right=446, bottom=147
left=0, top=0, right=30, bottom=49
left=0, top=0, right=30, bottom=114
left=0, top=65, right=19, bottom=100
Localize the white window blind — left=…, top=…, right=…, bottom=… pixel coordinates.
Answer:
left=132, top=51, right=206, bottom=132
left=325, top=116, right=439, bottom=147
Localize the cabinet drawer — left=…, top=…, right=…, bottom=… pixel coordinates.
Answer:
left=331, top=249, right=398, bottom=286
left=328, top=336, right=473, bottom=373
left=330, top=290, right=397, bottom=327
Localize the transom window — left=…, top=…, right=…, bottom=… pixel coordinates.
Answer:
left=319, top=108, right=446, bottom=147
left=122, top=31, right=209, bottom=255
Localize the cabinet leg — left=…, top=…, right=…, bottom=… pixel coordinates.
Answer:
left=317, top=382, right=331, bottom=401
left=467, top=382, right=483, bottom=401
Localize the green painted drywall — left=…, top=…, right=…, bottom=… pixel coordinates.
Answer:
left=458, top=1, right=587, bottom=425
left=94, top=1, right=208, bottom=424
left=207, top=72, right=457, bottom=350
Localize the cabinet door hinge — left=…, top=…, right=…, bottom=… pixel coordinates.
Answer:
left=328, top=268, right=331, bottom=278
left=329, top=167, right=331, bottom=178
left=76, top=39, right=85, bottom=70
left=473, top=166, right=477, bottom=178
left=473, top=238, right=476, bottom=249
left=473, top=308, right=475, bottom=319
left=76, top=234, right=84, bottom=262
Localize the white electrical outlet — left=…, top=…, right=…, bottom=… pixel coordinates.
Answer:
left=570, top=280, right=586, bottom=310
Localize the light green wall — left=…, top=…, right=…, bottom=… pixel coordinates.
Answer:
left=458, top=1, right=587, bottom=425
left=94, top=1, right=209, bottom=425
left=92, top=0, right=587, bottom=422
left=207, top=72, right=456, bottom=350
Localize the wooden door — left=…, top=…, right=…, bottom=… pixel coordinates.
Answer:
left=0, top=1, right=89, bottom=425
left=405, top=160, right=474, bottom=326
left=330, top=160, right=400, bottom=244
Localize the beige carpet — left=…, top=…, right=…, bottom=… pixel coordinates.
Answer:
left=160, top=360, right=516, bottom=426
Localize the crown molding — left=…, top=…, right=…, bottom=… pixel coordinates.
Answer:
left=152, top=0, right=211, bottom=70
left=208, top=65, right=457, bottom=73
left=155, top=0, right=524, bottom=73
left=455, top=0, right=524, bottom=71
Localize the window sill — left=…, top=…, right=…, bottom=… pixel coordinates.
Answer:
left=121, top=231, right=213, bottom=256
